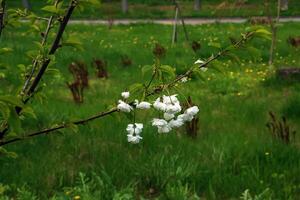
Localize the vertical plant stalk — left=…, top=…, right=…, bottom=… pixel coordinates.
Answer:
left=172, top=4, right=178, bottom=44
left=268, top=0, right=281, bottom=65
left=172, top=0, right=189, bottom=44
left=0, top=0, right=6, bottom=37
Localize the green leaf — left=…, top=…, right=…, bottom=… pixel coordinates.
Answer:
left=208, top=42, right=221, bottom=49
left=225, top=52, right=241, bottom=64
left=41, top=5, right=59, bottom=14
left=63, top=37, right=84, bottom=51
left=0, top=147, right=18, bottom=159
left=66, top=123, right=79, bottom=133
left=7, top=108, right=23, bottom=136
left=0, top=102, right=10, bottom=120
left=0, top=48, right=13, bottom=55
left=21, top=106, right=37, bottom=119
left=141, top=65, right=153, bottom=76
left=0, top=95, right=24, bottom=108
left=159, top=65, right=176, bottom=79
left=129, top=83, right=144, bottom=94
left=255, top=28, right=271, bottom=35
left=253, top=28, right=272, bottom=40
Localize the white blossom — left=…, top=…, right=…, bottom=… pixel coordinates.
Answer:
left=195, top=59, right=207, bottom=72
left=126, top=123, right=143, bottom=135
left=194, top=59, right=205, bottom=65
left=158, top=125, right=172, bottom=133
left=181, top=77, right=188, bottom=83
left=121, top=91, right=130, bottom=99
left=200, top=67, right=208, bottom=72
left=163, top=95, right=179, bottom=105
left=152, top=118, right=168, bottom=127
left=164, top=113, right=175, bottom=121
left=169, top=118, right=184, bottom=128
left=177, top=113, right=194, bottom=122
left=135, top=100, right=151, bottom=109
left=127, top=134, right=143, bottom=144
left=185, top=106, right=199, bottom=116
left=152, top=118, right=172, bottom=133
left=165, top=103, right=182, bottom=114
left=117, top=100, right=133, bottom=113
left=153, top=98, right=167, bottom=112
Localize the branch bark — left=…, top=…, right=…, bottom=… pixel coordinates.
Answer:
left=26, top=0, right=77, bottom=97
left=0, top=0, right=6, bottom=37
left=22, top=0, right=59, bottom=93
left=0, top=31, right=255, bottom=147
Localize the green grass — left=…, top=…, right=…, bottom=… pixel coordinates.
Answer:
left=0, top=22, right=300, bottom=199
left=6, top=0, right=300, bottom=19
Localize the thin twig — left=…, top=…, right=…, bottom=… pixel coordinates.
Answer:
left=0, top=31, right=255, bottom=147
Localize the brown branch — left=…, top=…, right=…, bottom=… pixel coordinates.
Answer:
left=26, top=0, right=77, bottom=98
left=0, top=31, right=255, bottom=147
left=0, top=0, right=6, bottom=37
left=22, top=0, right=60, bottom=93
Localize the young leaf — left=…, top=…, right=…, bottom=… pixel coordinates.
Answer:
left=129, top=83, right=144, bottom=94
left=63, top=37, right=84, bottom=51
left=141, top=65, right=153, bottom=76
left=159, top=65, right=176, bottom=79
left=0, top=95, right=24, bottom=108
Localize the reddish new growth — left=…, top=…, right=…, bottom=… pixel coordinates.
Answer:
left=92, top=59, right=108, bottom=78
left=191, top=41, right=201, bottom=53
left=288, top=36, right=300, bottom=48
left=266, top=111, right=296, bottom=144
left=121, top=55, right=132, bottom=67
left=67, top=61, right=89, bottom=103
left=153, top=43, right=166, bottom=59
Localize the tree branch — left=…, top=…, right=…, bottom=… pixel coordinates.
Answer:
left=0, top=31, right=255, bottom=147
left=0, top=0, right=6, bottom=37
left=26, top=0, right=77, bottom=98
left=0, top=0, right=77, bottom=139
left=22, top=0, right=60, bottom=93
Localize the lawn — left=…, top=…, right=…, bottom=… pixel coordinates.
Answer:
left=0, top=21, right=300, bottom=199
left=6, top=0, right=300, bottom=19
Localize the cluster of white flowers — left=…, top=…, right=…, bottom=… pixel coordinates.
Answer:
left=117, top=91, right=199, bottom=144
left=152, top=95, right=199, bottom=134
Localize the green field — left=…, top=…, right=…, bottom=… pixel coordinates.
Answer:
left=6, top=0, right=300, bottom=19
left=0, top=21, right=300, bottom=199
